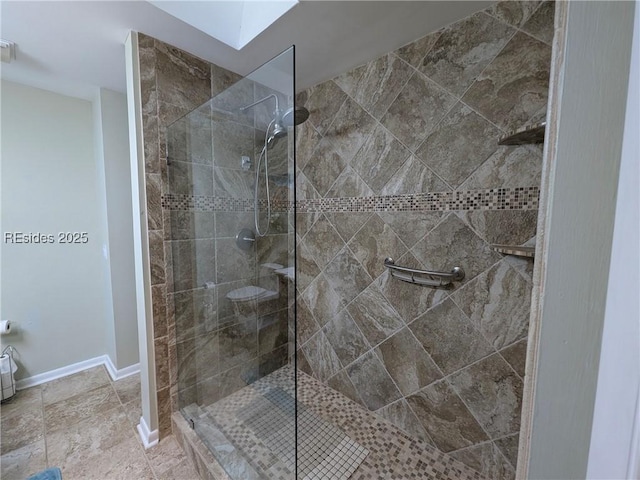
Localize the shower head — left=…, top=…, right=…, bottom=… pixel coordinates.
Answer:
left=280, top=106, right=310, bottom=127
left=267, top=106, right=310, bottom=147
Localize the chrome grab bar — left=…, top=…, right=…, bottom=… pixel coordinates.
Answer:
left=384, top=257, right=464, bottom=287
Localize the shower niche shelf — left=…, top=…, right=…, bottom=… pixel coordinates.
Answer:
left=498, top=121, right=546, bottom=145
left=492, top=244, right=535, bottom=258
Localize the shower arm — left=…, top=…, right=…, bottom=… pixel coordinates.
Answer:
left=239, top=94, right=279, bottom=114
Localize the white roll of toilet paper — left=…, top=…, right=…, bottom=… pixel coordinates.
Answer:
left=0, top=320, right=12, bottom=335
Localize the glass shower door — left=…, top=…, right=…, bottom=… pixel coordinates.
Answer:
left=167, top=47, right=296, bottom=479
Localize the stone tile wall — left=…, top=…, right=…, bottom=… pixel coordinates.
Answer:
left=137, top=33, right=293, bottom=437
left=294, top=2, right=554, bottom=479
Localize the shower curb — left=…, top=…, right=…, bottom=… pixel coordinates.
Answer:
left=173, top=412, right=231, bottom=480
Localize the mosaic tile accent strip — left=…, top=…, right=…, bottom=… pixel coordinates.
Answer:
left=162, top=187, right=539, bottom=213
left=297, top=187, right=539, bottom=213
left=162, top=194, right=292, bottom=212
left=182, top=365, right=487, bottom=480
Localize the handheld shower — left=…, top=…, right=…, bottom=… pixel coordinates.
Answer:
left=239, top=95, right=309, bottom=236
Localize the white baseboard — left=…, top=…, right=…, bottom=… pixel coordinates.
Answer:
left=15, top=355, right=140, bottom=390
left=137, top=415, right=159, bottom=449
left=104, top=356, right=140, bottom=381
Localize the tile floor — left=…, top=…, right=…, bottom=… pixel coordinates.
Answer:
left=0, top=366, right=199, bottom=480
left=183, top=365, right=486, bottom=480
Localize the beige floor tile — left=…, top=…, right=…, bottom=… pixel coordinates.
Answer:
left=0, top=439, right=46, bottom=480
left=61, top=436, right=154, bottom=480
left=46, top=405, right=131, bottom=467
left=0, top=387, right=42, bottom=419
left=44, top=383, right=121, bottom=432
left=156, top=458, right=201, bottom=480
left=113, top=374, right=141, bottom=405
left=146, top=435, right=188, bottom=477
left=123, top=398, right=143, bottom=428
left=41, top=366, right=110, bottom=406
left=0, top=408, right=44, bottom=454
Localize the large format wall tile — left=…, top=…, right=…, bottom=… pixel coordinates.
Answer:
left=456, top=210, right=538, bottom=246
left=416, top=102, right=503, bottom=188
left=451, top=261, right=531, bottom=350
left=395, top=29, right=442, bottom=68
left=323, top=247, right=374, bottom=304
left=346, top=351, right=402, bottom=410
left=304, top=80, right=348, bottom=135
left=485, top=0, right=542, bottom=28
left=409, top=299, right=494, bottom=375
left=380, top=155, right=450, bottom=195
left=448, top=353, right=524, bottom=438
left=323, top=212, right=372, bottom=244
left=407, top=380, right=488, bottom=452
left=325, top=166, right=375, bottom=199
left=170, top=211, right=215, bottom=241
left=381, top=72, right=457, bottom=152
left=419, top=12, right=514, bottom=97
left=323, top=310, right=370, bottom=367
left=327, top=370, right=362, bottom=404
left=213, top=167, right=253, bottom=199
left=459, top=144, right=543, bottom=190
left=295, top=242, right=321, bottom=293
left=521, top=1, right=555, bottom=45
left=300, top=214, right=344, bottom=268
left=168, top=161, right=213, bottom=197
left=375, top=327, right=442, bottom=396
left=411, top=213, right=502, bottom=284
left=301, top=273, right=346, bottom=327
left=296, top=298, right=321, bottom=345
left=499, top=339, right=527, bottom=379
left=348, top=214, right=407, bottom=279
left=347, top=283, right=405, bottom=346
left=302, top=139, right=347, bottom=196
left=450, top=442, right=515, bottom=480
left=323, top=97, right=377, bottom=162
left=302, top=331, right=342, bottom=382
left=495, top=433, right=520, bottom=468
left=377, top=211, right=443, bottom=250
left=350, top=124, right=411, bottom=194
left=155, top=41, right=211, bottom=111
left=293, top=2, right=552, bottom=475
left=212, top=120, right=254, bottom=170
left=334, top=53, right=414, bottom=120
left=376, top=399, right=432, bottom=444
left=462, top=32, right=552, bottom=131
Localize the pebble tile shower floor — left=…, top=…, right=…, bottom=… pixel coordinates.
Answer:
left=0, top=366, right=198, bottom=479
left=182, top=365, right=487, bottom=480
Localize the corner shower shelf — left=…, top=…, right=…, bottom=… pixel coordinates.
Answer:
left=498, top=121, right=546, bottom=145
left=492, top=244, right=536, bottom=258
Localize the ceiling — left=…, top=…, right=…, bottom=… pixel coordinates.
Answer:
left=0, top=1, right=491, bottom=100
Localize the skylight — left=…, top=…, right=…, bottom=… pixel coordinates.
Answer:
left=148, top=1, right=299, bottom=51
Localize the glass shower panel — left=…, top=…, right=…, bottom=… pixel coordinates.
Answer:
left=167, top=47, right=296, bottom=479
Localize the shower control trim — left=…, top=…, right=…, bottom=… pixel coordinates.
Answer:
left=236, top=228, right=256, bottom=251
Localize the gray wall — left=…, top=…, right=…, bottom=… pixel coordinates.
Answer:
left=1, top=81, right=112, bottom=379
left=295, top=2, right=553, bottom=478
left=95, top=88, right=140, bottom=370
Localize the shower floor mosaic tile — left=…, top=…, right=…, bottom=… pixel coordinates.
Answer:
left=182, top=365, right=486, bottom=480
